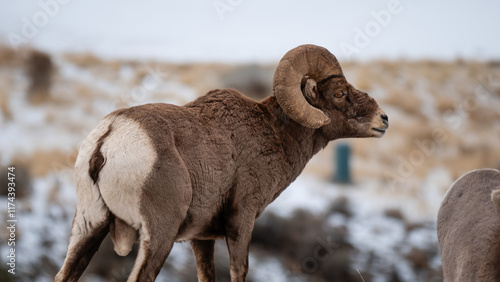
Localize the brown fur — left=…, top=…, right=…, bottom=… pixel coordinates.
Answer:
left=437, top=168, right=500, bottom=281
left=56, top=45, right=388, bottom=282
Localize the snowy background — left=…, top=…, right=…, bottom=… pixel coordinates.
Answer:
left=1, top=0, right=500, bottom=281
left=1, top=0, right=500, bottom=62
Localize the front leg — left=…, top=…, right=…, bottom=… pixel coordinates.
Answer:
left=190, top=239, right=216, bottom=282
left=225, top=213, right=256, bottom=282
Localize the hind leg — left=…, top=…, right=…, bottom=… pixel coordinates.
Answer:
left=55, top=211, right=109, bottom=282
left=126, top=224, right=176, bottom=281
left=127, top=148, right=192, bottom=282
left=126, top=201, right=191, bottom=282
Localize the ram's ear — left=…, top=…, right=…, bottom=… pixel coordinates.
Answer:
left=302, top=76, right=318, bottom=101
left=492, top=188, right=500, bottom=207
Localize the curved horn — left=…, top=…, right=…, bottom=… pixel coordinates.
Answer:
left=273, top=44, right=343, bottom=128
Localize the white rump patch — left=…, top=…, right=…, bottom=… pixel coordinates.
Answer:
left=97, top=115, right=157, bottom=229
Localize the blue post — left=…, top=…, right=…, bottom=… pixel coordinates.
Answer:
left=333, top=143, right=351, bottom=184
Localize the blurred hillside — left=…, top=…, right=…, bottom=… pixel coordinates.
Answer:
left=0, top=45, right=499, bottom=281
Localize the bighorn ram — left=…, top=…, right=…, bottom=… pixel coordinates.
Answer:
left=437, top=168, right=500, bottom=281
left=56, top=44, right=388, bottom=281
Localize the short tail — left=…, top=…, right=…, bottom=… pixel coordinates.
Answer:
left=88, top=124, right=112, bottom=184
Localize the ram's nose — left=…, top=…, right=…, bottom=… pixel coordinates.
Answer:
left=380, top=112, right=389, bottom=127
left=371, top=109, right=389, bottom=137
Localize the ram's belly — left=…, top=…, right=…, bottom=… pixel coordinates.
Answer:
left=175, top=207, right=226, bottom=241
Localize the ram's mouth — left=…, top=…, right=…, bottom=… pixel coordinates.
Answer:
left=371, top=127, right=387, bottom=137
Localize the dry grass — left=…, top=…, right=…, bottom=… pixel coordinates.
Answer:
left=13, top=149, right=78, bottom=176
left=178, top=63, right=234, bottom=94
left=356, top=269, right=366, bottom=282
left=72, top=80, right=109, bottom=101
left=0, top=44, right=23, bottom=67
left=64, top=53, right=128, bottom=83
left=383, top=88, right=422, bottom=116
left=354, top=64, right=375, bottom=91
left=435, top=94, right=455, bottom=113
left=64, top=52, right=104, bottom=68
left=0, top=90, right=12, bottom=121
left=417, top=60, right=455, bottom=82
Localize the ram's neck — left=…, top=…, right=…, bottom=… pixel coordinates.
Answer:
left=261, top=96, right=329, bottom=186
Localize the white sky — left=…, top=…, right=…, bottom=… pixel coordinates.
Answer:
left=0, top=0, right=499, bottom=62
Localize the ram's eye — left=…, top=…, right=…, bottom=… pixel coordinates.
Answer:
left=334, top=92, right=345, bottom=98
